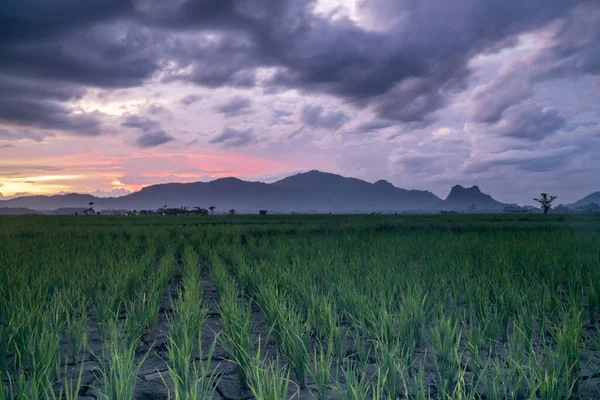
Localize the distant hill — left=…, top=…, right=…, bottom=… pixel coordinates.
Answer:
left=0, top=170, right=511, bottom=214
left=443, top=185, right=505, bottom=211
left=569, top=192, right=600, bottom=208
left=271, top=170, right=443, bottom=212
left=0, top=207, right=39, bottom=215
left=0, top=193, right=98, bottom=210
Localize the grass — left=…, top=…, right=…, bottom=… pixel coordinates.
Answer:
left=1, top=213, right=599, bottom=398
left=95, top=313, right=150, bottom=400
left=308, top=342, right=334, bottom=400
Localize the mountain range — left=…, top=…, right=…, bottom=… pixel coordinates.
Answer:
left=0, top=170, right=596, bottom=214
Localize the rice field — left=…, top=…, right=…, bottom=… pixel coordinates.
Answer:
left=1, top=214, right=600, bottom=399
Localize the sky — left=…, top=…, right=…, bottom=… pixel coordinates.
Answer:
left=0, top=0, right=599, bottom=204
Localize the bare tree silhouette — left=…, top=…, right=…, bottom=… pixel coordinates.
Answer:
left=84, top=202, right=95, bottom=216
left=534, top=193, right=557, bottom=215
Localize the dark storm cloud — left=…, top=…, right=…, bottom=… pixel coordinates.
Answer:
left=0, top=77, right=103, bottom=138
left=0, top=77, right=86, bottom=103
left=146, top=0, right=593, bottom=125
left=0, top=13, right=155, bottom=140
left=464, top=147, right=578, bottom=174
left=179, top=95, right=202, bottom=106
left=135, top=131, right=175, bottom=148
left=1, top=0, right=598, bottom=140
left=472, top=3, right=600, bottom=121
left=494, top=106, right=566, bottom=141
left=0, top=129, right=50, bottom=142
left=148, top=103, right=171, bottom=116
left=0, top=0, right=134, bottom=44
left=121, top=113, right=175, bottom=148
left=354, top=120, right=395, bottom=133
left=301, top=105, right=349, bottom=131
left=534, top=3, right=600, bottom=78
left=472, top=69, right=534, bottom=124
left=209, top=127, right=257, bottom=148
left=0, top=23, right=161, bottom=89
left=0, top=98, right=103, bottom=136
left=121, top=115, right=160, bottom=131
left=216, top=96, right=253, bottom=117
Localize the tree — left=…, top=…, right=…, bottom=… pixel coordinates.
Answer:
left=259, top=210, right=268, bottom=215
left=534, top=193, right=557, bottom=215
left=209, top=206, right=216, bottom=215
left=229, top=209, right=236, bottom=215
left=84, top=202, right=95, bottom=216
left=193, top=207, right=208, bottom=216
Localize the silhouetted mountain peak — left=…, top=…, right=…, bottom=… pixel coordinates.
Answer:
left=374, top=179, right=394, bottom=188
left=569, top=191, right=600, bottom=208
left=449, top=185, right=481, bottom=194
left=273, top=170, right=356, bottom=188
left=444, top=184, right=503, bottom=210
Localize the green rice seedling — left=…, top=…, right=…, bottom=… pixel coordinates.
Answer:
left=363, top=297, right=396, bottom=349
left=551, top=307, right=583, bottom=394
left=533, top=351, right=571, bottom=400
left=377, top=339, right=415, bottom=399
left=482, top=355, right=533, bottom=400
left=589, top=276, right=600, bottom=325
left=333, top=362, right=370, bottom=400
left=514, top=307, right=536, bottom=346
left=402, top=364, right=430, bottom=400
left=402, top=284, right=430, bottom=347
left=45, top=361, right=85, bottom=400
left=462, top=318, right=484, bottom=372
left=451, top=357, right=480, bottom=400
left=371, top=366, right=392, bottom=400
left=3, top=367, right=47, bottom=399
left=95, top=315, right=150, bottom=400
left=255, top=282, right=286, bottom=345
left=166, top=323, right=197, bottom=397
left=166, top=285, right=211, bottom=400
left=144, top=284, right=165, bottom=335
left=181, top=245, right=200, bottom=275
left=170, top=284, right=207, bottom=346
left=21, top=309, right=65, bottom=384
left=481, top=357, right=512, bottom=400
left=306, top=291, right=344, bottom=358
left=279, top=307, right=310, bottom=388
left=164, top=333, right=221, bottom=400
left=219, top=281, right=254, bottom=389
left=188, top=335, right=222, bottom=400
left=506, top=322, right=532, bottom=367
left=353, top=331, right=372, bottom=376
left=66, top=298, right=89, bottom=363
left=95, top=290, right=123, bottom=341
left=209, top=254, right=230, bottom=294
left=429, top=315, right=461, bottom=399
left=0, top=322, right=12, bottom=373
left=308, top=342, right=334, bottom=400
left=247, top=357, right=295, bottom=400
